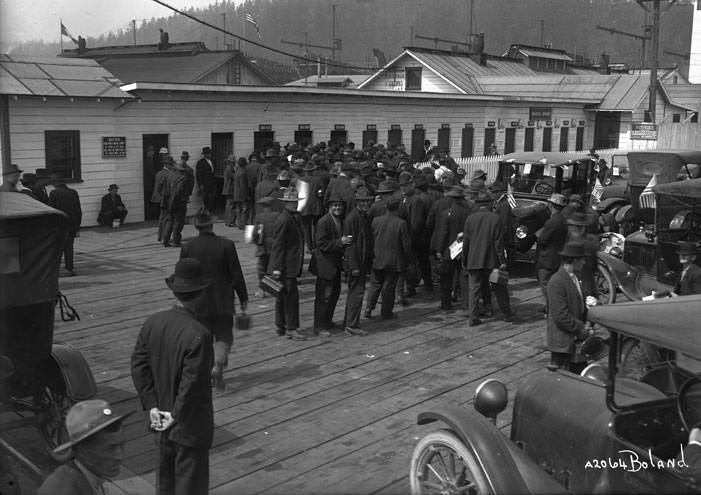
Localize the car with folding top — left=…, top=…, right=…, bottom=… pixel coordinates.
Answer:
left=409, top=294, right=701, bottom=494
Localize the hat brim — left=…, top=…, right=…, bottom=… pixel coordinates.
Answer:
left=165, top=276, right=211, bottom=293
left=53, top=409, right=135, bottom=454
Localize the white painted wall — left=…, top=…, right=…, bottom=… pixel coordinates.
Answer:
left=690, top=0, right=701, bottom=83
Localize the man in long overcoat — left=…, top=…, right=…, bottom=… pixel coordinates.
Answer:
left=343, top=186, right=375, bottom=334
left=162, top=162, right=189, bottom=248
left=547, top=241, right=591, bottom=373
left=312, top=194, right=353, bottom=336
left=300, top=161, right=326, bottom=252
left=152, top=159, right=172, bottom=241
left=435, top=186, right=470, bottom=311
left=180, top=213, right=248, bottom=388
left=536, top=193, right=568, bottom=315
left=196, top=146, right=216, bottom=213
left=232, top=157, right=250, bottom=229
left=365, top=196, right=412, bottom=320
left=462, top=187, right=511, bottom=326
left=270, top=187, right=307, bottom=341
left=131, top=258, right=213, bottom=495
left=49, top=179, right=82, bottom=276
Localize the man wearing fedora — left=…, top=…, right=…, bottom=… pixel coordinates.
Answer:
left=398, top=171, right=429, bottom=298
left=469, top=169, right=488, bottom=188
left=152, top=158, right=173, bottom=242
left=162, top=161, right=190, bottom=248
left=674, top=241, right=701, bottom=296
left=181, top=213, right=248, bottom=388
left=196, top=146, right=216, bottom=213
left=547, top=240, right=593, bottom=374
left=252, top=196, right=278, bottom=296
left=49, top=177, right=82, bottom=277
left=270, top=187, right=307, bottom=341
left=565, top=211, right=600, bottom=298
left=38, top=399, right=133, bottom=495
left=1, top=163, right=23, bottom=192
left=97, top=184, right=128, bottom=228
left=312, top=193, right=353, bottom=336
left=131, top=258, right=214, bottom=495
left=300, top=160, right=326, bottom=252
left=536, top=192, right=568, bottom=316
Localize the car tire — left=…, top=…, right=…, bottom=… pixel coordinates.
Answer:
left=620, top=338, right=663, bottom=380
left=594, top=263, right=616, bottom=305
left=410, top=429, right=491, bottom=495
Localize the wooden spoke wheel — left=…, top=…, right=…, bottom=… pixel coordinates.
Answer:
left=38, top=384, right=73, bottom=462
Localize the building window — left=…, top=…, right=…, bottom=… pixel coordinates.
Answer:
left=692, top=113, right=698, bottom=123
left=405, top=67, right=422, bottom=90
left=45, top=130, right=81, bottom=181
left=559, top=127, right=569, bottom=152
left=524, top=127, right=534, bottom=152
left=672, top=114, right=681, bottom=123
left=542, top=127, right=552, bottom=152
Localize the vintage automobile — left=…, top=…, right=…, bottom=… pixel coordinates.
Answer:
left=409, top=294, right=701, bottom=494
left=0, top=192, right=96, bottom=466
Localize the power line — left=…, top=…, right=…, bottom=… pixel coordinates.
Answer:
left=150, top=0, right=369, bottom=71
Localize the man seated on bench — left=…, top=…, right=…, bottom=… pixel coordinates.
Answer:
left=97, top=184, right=128, bottom=227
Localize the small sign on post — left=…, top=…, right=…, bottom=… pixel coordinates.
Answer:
left=102, top=136, right=126, bottom=158
left=631, top=122, right=657, bottom=140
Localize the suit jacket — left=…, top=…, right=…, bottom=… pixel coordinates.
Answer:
left=49, top=184, right=82, bottom=236
left=400, top=190, right=428, bottom=246
left=181, top=232, right=248, bottom=317
left=428, top=196, right=453, bottom=252
left=152, top=168, right=170, bottom=203
left=131, top=306, right=213, bottom=448
left=435, top=200, right=470, bottom=259
left=537, top=211, right=567, bottom=271
left=233, top=165, right=250, bottom=202
left=675, top=264, right=701, bottom=295
left=253, top=210, right=279, bottom=256
left=30, top=184, right=49, bottom=205
left=372, top=212, right=411, bottom=272
left=314, top=212, right=345, bottom=280
left=343, top=206, right=373, bottom=275
left=195, top=157, right=215, bottom=192
left=222, top=165, right=235, bottom=196
left=270, top=209, right=305, bottom=278
left=246, top=161, right=262, bottom=193
left=462, top=207, right=505, bottom=270
left=547, top=267, right=587, bottom=353
left=100, top=192, right=126, bottom=213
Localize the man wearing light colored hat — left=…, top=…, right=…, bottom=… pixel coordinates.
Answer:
left=1, top=163, right=23, bottom=192
left=131, top=258, right=214, bottom=494
left=536, top=192, right=568, bottom=316
left=38, top=399, right=133, bottom=495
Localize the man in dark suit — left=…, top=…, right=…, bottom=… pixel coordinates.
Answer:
left=674, top=241, right=701, bottom=296
left=365, top=195, right=412, bottom=320
left=162, top=162, right=189, bottom=248
left=435, top=186, right=470, bottom=311
left=300, top=161, right=326, bottom=252
left=152, top=158, right=172, bottom=242
left=131, top=258, right=214, bottom=495
left=270, top=187, right=307, bottom=341
left=536, top=193, right=567, bottom=315
left=245, top=155, right=262, bottom=224
left=462, top=186, right=511, bottom=326
left=343, top=187, right=375, bottom=335
left=252, top=196, right=278, bottom=297
left=398, top=171, right=428, bottom=298
left=547, top=241, right=592, bottom=374
left=196, top=146, right=216, bottom=213
left=49, top=178, right=82, bottom=277
left=324, top=162, right=355, bottom=212
left=97, top=184, right=128, bottom=227
left=180, top=213, right=248, bottom=390
left=312, top=194, right=353, bottom=336
left=31, top=169, right=51, bottom=204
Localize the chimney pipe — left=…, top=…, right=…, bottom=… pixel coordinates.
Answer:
left=599, top=53, right=610, bottom=75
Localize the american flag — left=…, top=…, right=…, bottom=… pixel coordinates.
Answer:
left=638, top=174, right=657, bottom=209
left=507, top=182, right=518, bottom=209
left=592, top=177, right=604, bottom=201
left=245, top=13, right=262, bottom=39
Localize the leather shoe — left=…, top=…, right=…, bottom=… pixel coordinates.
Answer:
left=468, top=318, right=482, bottom=327
left=364, top=308, right=372, bottom=318
left=405, top=288, right=417, bottom=298
left=480, top=308, right=494, bottom=318
left=286, top=329, right=307, bottom=341
left=502, top=313, right=514, bottom=322
left=382, top=313, right=397, bottom=320
left=345, top=326, right=368, bottom=336
left=163, top=241, right=172, bottom=247
left=276, top=328, right=286, bottom=336
left=314, top=329, right=331, bottom=337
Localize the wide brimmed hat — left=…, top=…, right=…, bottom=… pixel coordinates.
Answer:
left=471, top=169, right=487, bottom=181
left=108, top=184, right=119, bottom=191
left=280, top=187, right=300, bottom=202
left=193, top=212, right=213, bottom=228
left=354, top=186, right=374, bottom=201
left=202, top=146, right=212, bottom=154
left=326, top=192, right=345, bottom=205
left=445, top=185, right=465, bottom=198
left=159, top=147, right=169, bottom=154
left=3, top=164, right=23, bottom=176
left=376, top=179, right=400, bottom=194
left=304, top=161, right=317, bottom=171
left=54, top=399, right=134, bottom=453
left=565, top=212, right=590, bottom=226
left=398, top=171, right=414, bottom=185
left=166, top=258, right=211, bottom=293
left=559, top=241, right=586, bottom=258
left=678, top=241, right=699, bottom=256
left=568, top=194, right=584, bottom=205
left=291, top=159, right=305, bottom=170
left=547, top=193, right=567, bottom=207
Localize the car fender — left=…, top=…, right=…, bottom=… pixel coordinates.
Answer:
left=596, top=252, right=647, bottom=301
left=417, top=405, right=563, bottom=494
left=595, top=197, right=628, bottom=214
left=46, top=344, right=97, bottom=402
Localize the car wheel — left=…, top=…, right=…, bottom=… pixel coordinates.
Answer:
left=410, top=429, right=491, bottom=495
left=620, top=338, right=663, bottom=380
left=38, top=383, right=73, bottom=462
left=594, top=263, right=616, bottom=305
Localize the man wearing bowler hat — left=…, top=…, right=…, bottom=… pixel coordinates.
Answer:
left=435, top=186, right=470, bottom=311
left=181, top=213, right=248, bottom=389
left=546, top=241, right=594, bottom=374
left=131, top=258, right=214, bottom=495
left=196, top=146, right=216, bottom=213
left=674, top=241, right=701, bottom=296
left=535, top=192, right=568, bottom=316
left=97, top=184, right=128, bottom=227
left=38, top=399, right=133, bottom=495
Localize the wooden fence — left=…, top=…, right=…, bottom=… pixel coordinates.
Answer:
left=657, top=122, right=701, bottom=149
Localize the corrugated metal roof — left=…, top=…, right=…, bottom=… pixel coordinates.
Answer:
left=518, top=47, right=573, bottom=61
left=474, top=75, right=617, bottom=102
left=0, top=55, right=129, bottom=98
left=596, top=75, right=647, bottom=111
left=665, top=84, right=701, bottom=110
left=285, top=74, right=369, bottom=87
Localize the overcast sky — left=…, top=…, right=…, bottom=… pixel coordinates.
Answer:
left=0, top=0, right=233, bottom=50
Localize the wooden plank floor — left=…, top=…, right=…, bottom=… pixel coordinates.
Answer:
left=7, top=219, right=553, bottom=495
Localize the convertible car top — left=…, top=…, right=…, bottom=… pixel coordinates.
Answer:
left=653, top=177, right=701, bottom=198
left=587, top=294, right=701, bottom=357
left=628, top=150, right=701, bottom=187
left=500, top=151, right=595, bottom=166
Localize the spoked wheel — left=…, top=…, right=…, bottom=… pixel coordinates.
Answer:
left=410, top=430, right=490, bottom=495
left=620, top=338, right=663, bottom=381
left=594, top=263, right=616, bottom=305
left=38, top=384, right=73, bottom=462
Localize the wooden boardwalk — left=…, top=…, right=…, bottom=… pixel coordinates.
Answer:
left=7, top=220, right=552, bottom=495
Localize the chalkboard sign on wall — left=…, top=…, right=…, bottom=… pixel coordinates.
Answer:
left=102, top=136, right=126, bottom=158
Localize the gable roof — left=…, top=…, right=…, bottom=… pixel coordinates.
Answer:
left=0, top=54, right=129, bottom=99
left=664, top=83, right=701, bottom=111
left=505, top=44, right=573, bottom=62
left=285, top=74, right=370, bottom=88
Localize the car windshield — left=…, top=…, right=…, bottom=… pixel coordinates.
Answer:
left=498, top=160, right=592, bottom=195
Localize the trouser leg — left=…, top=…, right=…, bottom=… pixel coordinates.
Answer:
left=157, top=207, right=167, bottom=239
left=172, top=203, right=186, bottom=244
left=156, top=433, right=176, bottom=495
left=344, top=274, right=366, bottom=328
left=480, top=274, right=492, bottom=311
left=313, top=277, right=328, bottom=329
left=492, top=282, right=512, bottom=317
left=380, top=271, right=399, bottom=318
left=173, top=443, right=209, bottom=495
left=256, top=254, right=270, bottom=282
left=366, top=269, right=383, bottom=310
left=467, top=269, right=484, bottom=319
left=439, top=269, right=453, bottom=308
left=537, top=268, right=555, bottom=312
left=302, top=216, right=314, bottom=251
left=224, top=197, right=235, bottom=225
left=417, top=247, right=432, bottom=288
left=326, top=272, right=341, bottom=325
left=282, top=278, right=299, bottom=330
left=64, top=235, right=75, bottom=271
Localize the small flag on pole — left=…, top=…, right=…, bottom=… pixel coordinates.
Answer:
left=592, top=177, right=604, bottom=201
left=245, top=13, right=262, bottom=39
left=507, top=182, right=518, bottom=209
left=638, top=174, right=657, bottom=209
left=61, top=22, right=78, bottom=44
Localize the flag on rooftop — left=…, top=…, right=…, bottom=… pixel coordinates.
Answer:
left=592, top=177, right=604, bottom=201
left=638, top=174, right=657, bottom=209
left=61, top=22, right=78, bottom=44
left=245, top=13, right=262, bottom=39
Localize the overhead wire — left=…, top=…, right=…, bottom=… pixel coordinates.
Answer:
left=150, top=0, right=374, bottom=71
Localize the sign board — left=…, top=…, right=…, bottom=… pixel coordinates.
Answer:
left=366, top=124, right=377, bottom=130
left=487, top=121, right=496, bottom=127
left=529, top=107, right=552, bottom=120
left=298, top=124, right=310, bottom=131
left=631, top=122, right=657, bottom=140
left=334, top=124, right=346, bottom=130
left=102, top=136, right=126, bottom=158
left=259, top=124, right=272, bottom=131
left=414, top=124, right=424, bottom=129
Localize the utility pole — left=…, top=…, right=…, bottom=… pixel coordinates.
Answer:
left=222, top=13, right=227, bottom=49
left=596, top=25, right=650, bottom=68
left=468, top=0, right=474, bottom=48
left=132, top=19, right=136, bottom=46
left=414, top=33, right=471, bottom=50
left=332, top=5, right=337, bottom=60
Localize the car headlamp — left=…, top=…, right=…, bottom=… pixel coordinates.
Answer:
left=515, top=225, right=528, bottom=239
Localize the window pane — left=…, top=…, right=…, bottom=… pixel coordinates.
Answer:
left=405, top=68, right=422, bottom=90
left=45, top=130, right=81, bottom=180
